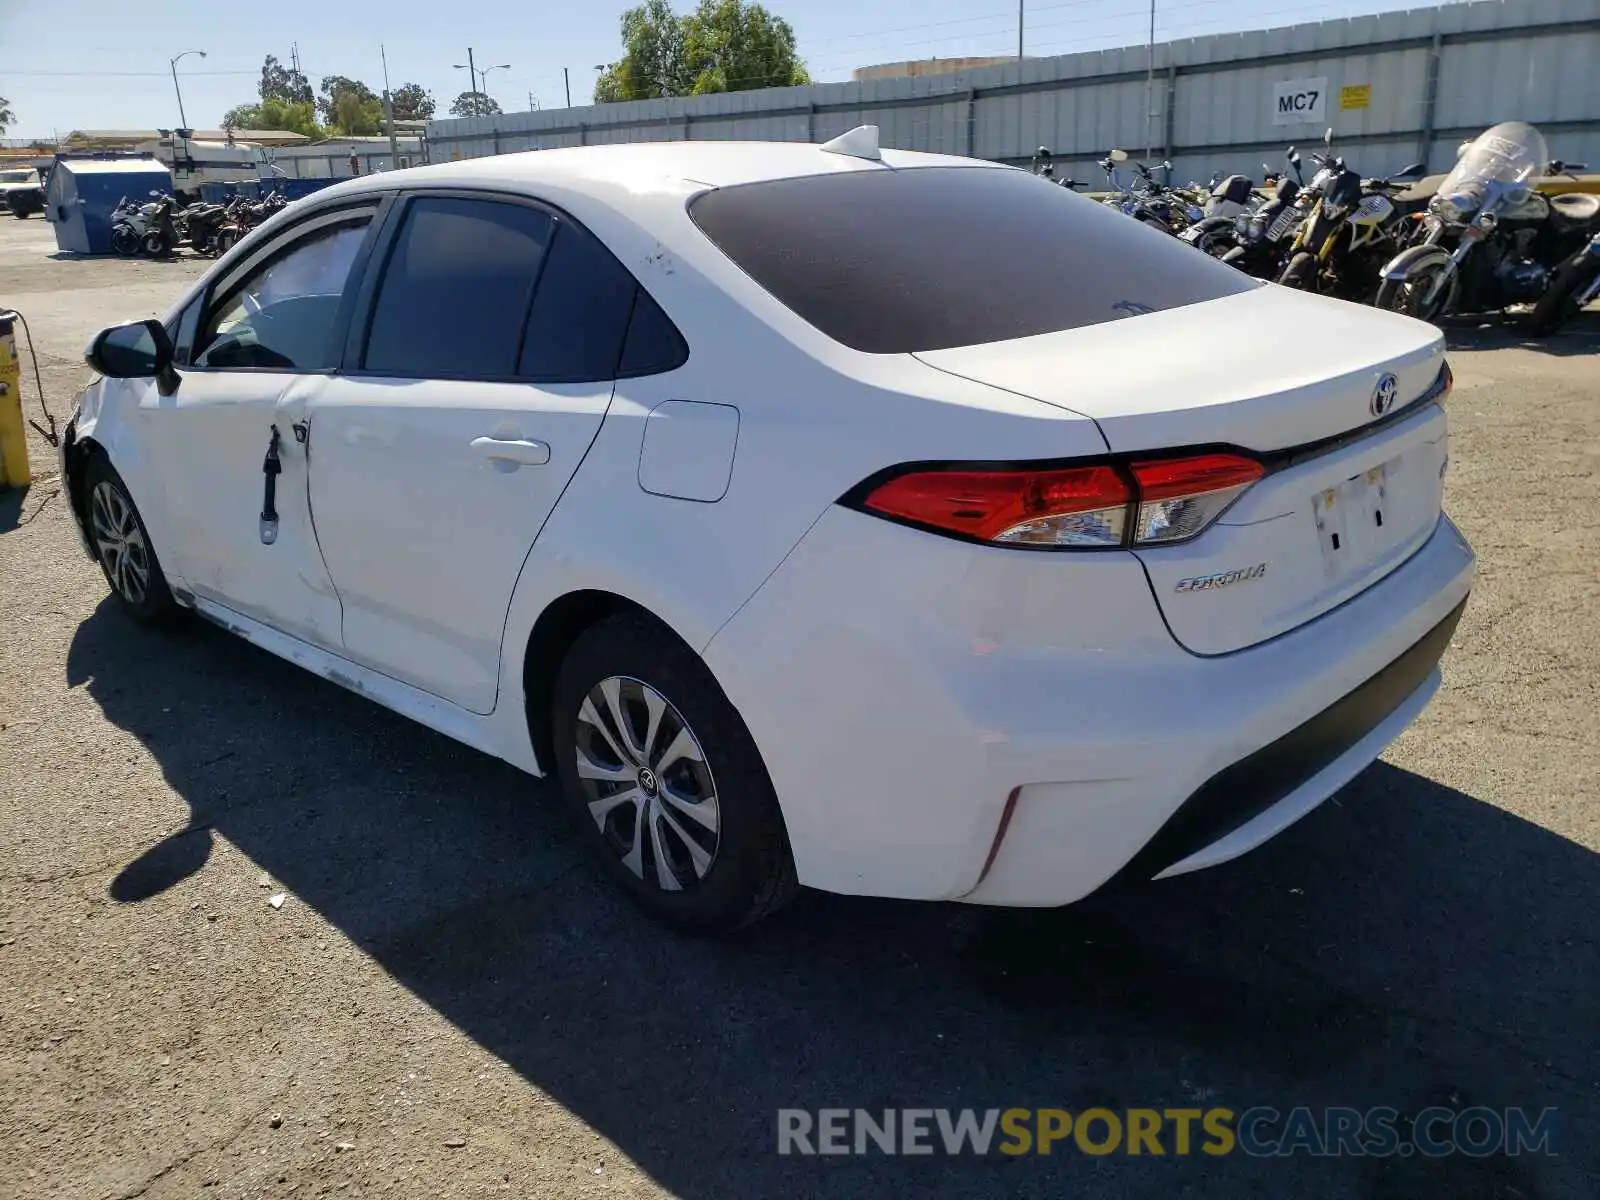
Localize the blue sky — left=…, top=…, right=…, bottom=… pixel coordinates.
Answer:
left=2, top=0, right=1454, bottom=137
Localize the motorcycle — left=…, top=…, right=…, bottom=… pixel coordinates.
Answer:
left=178, top=199, right=231, bottom=256
left=1215, top=149, right=1308, bottom=277
left=1526, top=229, right=1600, bottom=334
left=1276, top=130, right=1424, bottom=300
left=1098, top=151, right=1200, bottom=234
left=1374, top=121, right=1598, bottom=322
left=109, top=194, right=155, bottom=257
left=1177, top=172, right=1263, bottom=255
left=140, top=194, right=181, bottom=257
left=1029, top=147, right=1083, bottom=191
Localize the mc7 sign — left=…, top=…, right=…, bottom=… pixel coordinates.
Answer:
left=1272, top=77, right=1329, bottom=126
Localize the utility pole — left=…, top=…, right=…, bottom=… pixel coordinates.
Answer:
left=468, top=46, right=479, bottom=116
left=1145, top=0, right=1157, bottom=159
left=380, top=44, right=400, bottom=170
left=563, top=67, right=572, bottom=109
left=1018, top=0, right=1025, bottom=59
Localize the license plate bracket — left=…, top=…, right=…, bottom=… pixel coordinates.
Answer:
left=1312, top=461, right=1391, bottom=575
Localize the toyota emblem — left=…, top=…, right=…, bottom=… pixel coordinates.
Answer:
left=1370, top=373, right=1399, bottom=417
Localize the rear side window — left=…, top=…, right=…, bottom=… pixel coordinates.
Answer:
left=518, top=222, right=637, bottom=382
left=688, top=166, right=1257, bottom=353
left=618, top=289, right=688, bottom=377
left=364, top=197, right=554, bottom=377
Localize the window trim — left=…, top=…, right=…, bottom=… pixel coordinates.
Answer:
left=338, top=185, right=688, bottom=386
left=185, top=199, right=388, bottom=378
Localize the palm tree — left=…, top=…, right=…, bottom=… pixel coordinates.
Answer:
left=0, top=97, right=14, bottom=136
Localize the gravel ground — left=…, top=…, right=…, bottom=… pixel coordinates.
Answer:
left=1, top=215, right=1597, bottom=1200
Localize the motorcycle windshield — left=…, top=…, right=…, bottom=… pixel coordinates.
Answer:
left=1438, top=121, right=1548, bottom=209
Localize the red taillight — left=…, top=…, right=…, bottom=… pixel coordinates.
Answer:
left=1130, top=453, right=1264, bottom=501
left=855, top=452, right=1264, bottom=549
left=861, top=465, right=1131, bottom=547
left=1129, top=453, right=1264, bottom=545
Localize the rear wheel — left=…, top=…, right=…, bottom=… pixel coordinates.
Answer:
left=84, top=458, right=177, bottom=622
left=1526, top=256, right=1600, bottom=335
left=142, top=229, right=171, bottom=258
left=214, top=228, right=239, bottom=256
left=551, top=613, right=797, bottom=933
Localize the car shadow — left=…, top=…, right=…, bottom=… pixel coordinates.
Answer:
left=1440, top=307, right=1600, bottom=355
left=67, top=600, right=1598, bottom=1199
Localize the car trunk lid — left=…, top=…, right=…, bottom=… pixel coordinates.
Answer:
left=914, top=286, right=1450, bottom=654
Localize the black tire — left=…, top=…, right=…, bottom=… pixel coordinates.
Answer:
left=1278, top=251, right=1318, bottom=291
left=1526, top=256, right=1600, bottom=336
left=1374, top=259, right=1455, bottom=321
left=82, top=457, right=179, bottom=622
left=142, top=229, right=171, bottom=258
left=214, top=228, right=239, bottom=257
left=551, top=613, right=797, bottom=934
left=13, top=210, right=27, bottom=219
left=111, top=225, right=141, bottom=257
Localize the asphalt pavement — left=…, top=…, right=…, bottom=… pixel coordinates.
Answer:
left=1, top=214, right=1596, bottom=1200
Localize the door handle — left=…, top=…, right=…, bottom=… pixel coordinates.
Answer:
left=470, top=436, right=550, bottom=467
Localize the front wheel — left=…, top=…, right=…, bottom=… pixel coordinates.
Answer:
left=111, top=224, right=141, bottom=257
left=551, top=613, right=797, bottom=933
left=213, top=228, right=239, bottom=257
left=142, top=229, right=172, bottom=258
left=1278, top=251, right=1319, bottom=291
left=1375, top=258, right=1457, bottom=321
left=83, top=458, right=178, bottom=622
left=1526, top=256, right=1600, bottom=336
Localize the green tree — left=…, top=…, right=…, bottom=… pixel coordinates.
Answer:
left=221, top=98, right=323, bottom=139
left=594, top=0, right=807, bottom=103
left=449, top=91, right=502, bottom=118
left=260, top=54, right=314, bottom=106
left=390, top=83, right=435, bottom=121
left=317, top=75, right=384, bottom=133
left=0, top=96, right=13, bottom=135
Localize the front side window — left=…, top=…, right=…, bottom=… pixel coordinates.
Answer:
left=194, top=219, right=370, bottom=371
left=363, top=197, right=554, bottom=378
left=688, top=165, right=1258, bottom=354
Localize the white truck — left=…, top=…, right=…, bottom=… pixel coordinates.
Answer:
left=136, top=135, right=278, bottom=196
left=1, top=166, right=45, bottom=217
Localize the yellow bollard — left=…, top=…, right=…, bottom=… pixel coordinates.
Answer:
left=0, top=313, right=29, bottom=488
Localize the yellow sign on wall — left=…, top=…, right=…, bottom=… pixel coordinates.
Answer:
left=1340, top=84, right=1372, bottom=111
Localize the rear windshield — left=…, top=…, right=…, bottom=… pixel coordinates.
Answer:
left=688, top=165, right=1256, bottom=353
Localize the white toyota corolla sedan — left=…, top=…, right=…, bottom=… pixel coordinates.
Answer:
left=63, top=130, right=1473, bottom=932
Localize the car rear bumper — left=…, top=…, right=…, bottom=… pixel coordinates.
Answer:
left=705, top=506, right=1474, bottom=906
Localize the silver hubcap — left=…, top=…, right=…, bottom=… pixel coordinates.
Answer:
left=574, top=676, right=720, bottom=893
left=90, top=480, right=150, bottom=606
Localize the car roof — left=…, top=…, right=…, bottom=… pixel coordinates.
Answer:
left=314, top=139, right=1005, bottom=203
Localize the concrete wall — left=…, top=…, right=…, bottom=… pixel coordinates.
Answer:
left=426, top=0, right=1600, bottom=184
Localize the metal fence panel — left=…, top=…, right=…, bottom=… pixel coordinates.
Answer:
left=423, top=0, right=1600, bottom=179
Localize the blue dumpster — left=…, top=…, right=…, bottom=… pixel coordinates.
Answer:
left=43, top=156, right=173, bottom=255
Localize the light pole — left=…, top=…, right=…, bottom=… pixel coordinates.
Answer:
left=169, top=49, right=206, bottom=130
left=1018, top=0, right=1024, bottom=59
left=479, top=62, right=510, bottom=114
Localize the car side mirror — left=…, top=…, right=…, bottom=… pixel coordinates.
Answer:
left=87, top=319, right=179, bottom=396
left=1394, top=161, right=1426, bottom=179
left=1108, top=149, right=1129, bottom=163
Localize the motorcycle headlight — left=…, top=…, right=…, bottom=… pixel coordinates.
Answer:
left=1432, top=191, right=1478, bottom=224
